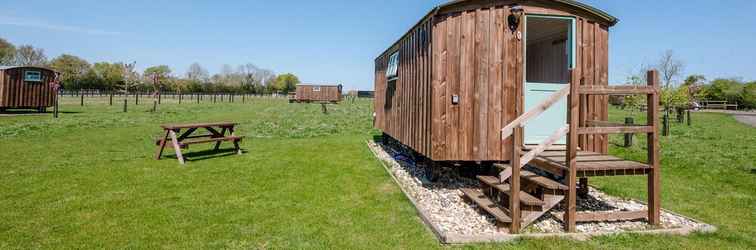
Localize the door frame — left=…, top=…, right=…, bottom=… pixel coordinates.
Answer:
left=522, top=14, right=576, bottom=144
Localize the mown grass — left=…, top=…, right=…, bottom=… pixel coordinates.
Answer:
left=0, top=97, right=753, bottom=249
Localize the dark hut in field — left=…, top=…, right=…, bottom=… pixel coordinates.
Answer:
left=374, top=0, right=663, bottom=234
left=291, top=84, right=343, bottom=103
left=0, top=66, right=58, bottom=112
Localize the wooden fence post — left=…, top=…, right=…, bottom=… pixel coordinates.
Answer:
left=179, top=93, right=182, bottom=104
left=54, top=92, right=59, bottom=118
left=624, top=117, right=634, bottom=147
left=662, top=112, right=670, bottom=136
left=80, top=92, right=84, bottom=106
left=136, top=92, right=140, bottom=105
left=123, top=99, right=128, bottom=112
left=687, top=110, right=691, bottom=126
left=158, top=93, right=162, bottom=104
left=109, top=92, right=113, bottom=106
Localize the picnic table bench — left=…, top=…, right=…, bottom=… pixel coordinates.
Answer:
left=155, top=122, right=243, bottom=164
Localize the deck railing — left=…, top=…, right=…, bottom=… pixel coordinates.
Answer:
left=500, top=69, right=661, bottom=233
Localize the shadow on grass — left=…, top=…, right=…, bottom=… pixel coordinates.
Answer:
left=164, top=148, right=247, bottom=162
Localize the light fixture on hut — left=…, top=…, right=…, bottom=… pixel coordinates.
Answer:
left=508, top=4, right=524, bottom=32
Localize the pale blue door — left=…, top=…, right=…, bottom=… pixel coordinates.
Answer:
left=523, top=15, right=575, bottom=144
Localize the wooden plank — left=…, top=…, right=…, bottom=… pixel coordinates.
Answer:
left=577, top=126, right=654, bottom=135
left=169, top=130, right=185, bottom=165
left=474, top=8, right=490, bottom=160
left=647, top=70, right=661, bottom=226
left=461, top=188, right=512, bottom=223
left=578, top=85, right=659, bottom=95
left=488, top=7, right=504, bottom=160
left=477, top=176, right=545, bottom=206
left=161, top=122, right=237, bottom=130
left=554, top=210, right=648, bottom=223
left=431, top=17, right=447, bottom=160
left=460, top=10, right=475, bottom=160
left=521, top=171, right=568, bottom=191
left=447, top=13, right=461, bottom=160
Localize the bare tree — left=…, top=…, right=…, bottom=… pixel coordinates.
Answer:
left=14, top=45, right=48, bottom=66
left=657, top=50, right=684, bottom=88
left=119, top=62, right=140, bottom=112
left=186, top=62, right=209, bottom=82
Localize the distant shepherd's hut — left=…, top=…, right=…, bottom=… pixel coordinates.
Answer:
left=290, top=84, right=343, bottom=103
left=0, top=66, right=58, bottom=112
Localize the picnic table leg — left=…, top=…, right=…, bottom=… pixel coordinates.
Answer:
left=229, top=126, right=242, bottom=155
left=169, top=129, right=186, bottom=165
left=155, top=130, right=170, bottom=160
left=214, top=127, right=227, bottom=151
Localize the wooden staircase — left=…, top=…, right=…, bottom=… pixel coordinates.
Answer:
left=462, top=166, right=567, bottom=227
left=461, top=70, right=661, bottom=233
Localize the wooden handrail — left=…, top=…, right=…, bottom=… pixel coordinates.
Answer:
left=578, top=85, right=659, bottom=95
left=501, top=85, right=570, bottom=140
left=519, top=124, right=569, bottom=168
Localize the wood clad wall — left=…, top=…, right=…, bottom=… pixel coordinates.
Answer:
left=374, top=19, right=433, bottom=157
left=295, top=85, right=342, bottom=102
left=375, top=1, right=610, bottom=162
left=0, top=67, right=57, bottom=108
left=577, top=19, right=610, bottom=154
left=431, top=6, right=517, bottom=161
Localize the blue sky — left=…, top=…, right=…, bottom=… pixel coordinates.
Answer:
left=1, top=0, right=754, bottom=90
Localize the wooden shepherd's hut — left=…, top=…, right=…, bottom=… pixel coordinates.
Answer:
left=0, top=66, right=58, bottom=112
left=290, top=84, right=343, bottom=103
left=374, top=0, right=662, bottom=234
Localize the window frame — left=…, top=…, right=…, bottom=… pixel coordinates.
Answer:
left=386, top=52, right=399, bottom=82
left=24, top=70, right=43, bottom=82
left=313, top=86, right=321, bottom=92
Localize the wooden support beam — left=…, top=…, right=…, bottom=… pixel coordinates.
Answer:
left=564, top=70, right=579, bottom=232
left=647, top=70, right=661, bottom=226
left=577, top=126, right=653, bottom=135
left=578, top=85, right=659, bottom=95
left=554, top=210, right=648, bottom=222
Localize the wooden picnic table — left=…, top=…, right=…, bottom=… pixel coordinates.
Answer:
left=155, top=122, right=243, bottom=164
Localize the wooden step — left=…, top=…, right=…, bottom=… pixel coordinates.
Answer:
left=493, top=163, right=511, bottom=170
left=461, top=188, right=512, bottom=223
left=522, top=194, right=565, bottom=226
left=521, top=171, right=568, bottom=191
left=476, top=176, right=545, bottom=206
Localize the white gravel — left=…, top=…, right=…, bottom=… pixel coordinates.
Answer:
left=368, top=141, right=711, bottom=236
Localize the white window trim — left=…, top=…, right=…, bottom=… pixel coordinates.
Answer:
left=386, top=52, right=399, bottom=81
left=313, top=86, right=321, bottom=92
left=24, top=70, right=42, bottom=82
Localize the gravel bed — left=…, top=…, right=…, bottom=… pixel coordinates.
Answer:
left=368, top=141, right=711, bottom=236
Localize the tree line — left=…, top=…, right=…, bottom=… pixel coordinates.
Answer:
left=0, top=37, right=301, bottom=94
left=621, top=50, right=756, bottom=110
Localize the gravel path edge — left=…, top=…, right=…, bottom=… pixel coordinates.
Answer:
left=366, top=141, right=717, bottom=244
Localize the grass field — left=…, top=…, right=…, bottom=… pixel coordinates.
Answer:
left=0, top=97, right=754, bottom=249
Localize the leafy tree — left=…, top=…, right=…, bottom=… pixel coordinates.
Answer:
left=705, top=78, right=744, bottom=103
left=144, top=65, right=172, bottom=79
left=88, top=62, right=125, bottom=90
left=742, top=82, right=756, bottom=109
left=14, top=45, right=47, bottom=66
left=0, top=38, right=15, bottom=65
left=50, top=54, right=91, bottom=89
left=273, top=73, right=300, bottom=93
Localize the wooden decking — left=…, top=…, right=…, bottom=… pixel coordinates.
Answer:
left=528, top=150, right=652, bottom=177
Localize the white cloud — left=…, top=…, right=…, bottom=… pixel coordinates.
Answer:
left=0, top=15, right=122, bottom=36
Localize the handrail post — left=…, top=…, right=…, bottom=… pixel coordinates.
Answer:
left=509, top=126, right=522, bottom=233
left=647, top=70, right=661, bottom=226
left=564, top=69, right=579, bottom=232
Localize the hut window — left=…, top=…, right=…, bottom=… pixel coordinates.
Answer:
left=386, top=52, right=399, bottom=82
left=24, top=70, right=42, bottom=82
left=313, top=86, right=321, bottom=92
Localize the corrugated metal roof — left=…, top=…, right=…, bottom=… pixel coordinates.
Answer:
left=377, top=0, right=618, bottom=59
left=0, top=65, right=58, bottom=72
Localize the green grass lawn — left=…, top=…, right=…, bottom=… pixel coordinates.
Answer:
left=0, top=97, right=754, bottom=249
